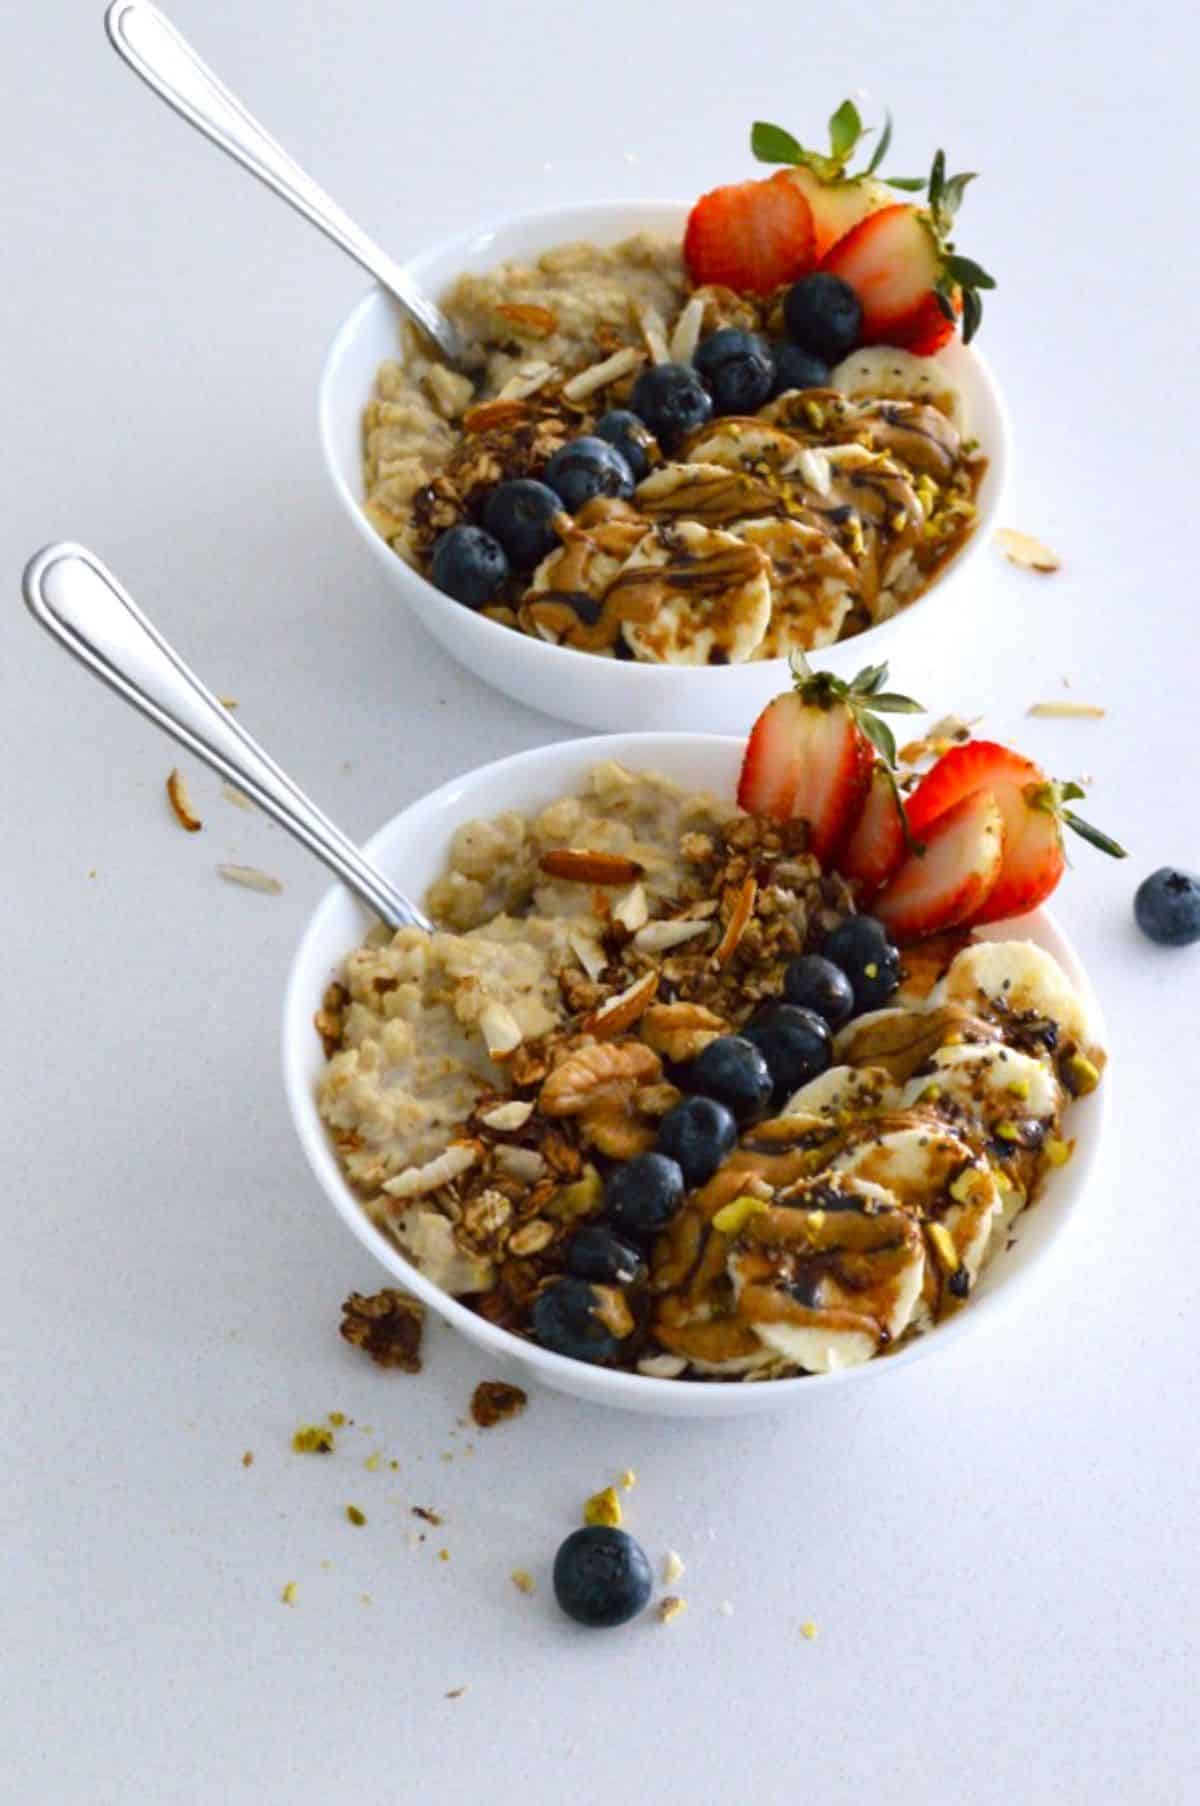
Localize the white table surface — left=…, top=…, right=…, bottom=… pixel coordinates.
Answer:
left=6, top=1, right=1199, bottom=1800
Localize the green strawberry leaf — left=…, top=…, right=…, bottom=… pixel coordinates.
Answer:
left=1062, top=811, right=1128, bottom=859
left=865, top=692, right=925, bottom=714
left=961, top=287, right=984, bottom=344
left=945, top=253, right=996, bottom=290
left=828, top=99, right=863, bottom=163
left=865, top=110, right=893, bottom=175
left=857, top=710, right=898, bottom=768
left=751, top=120, right=804, bottom=165
left=939, top=171, right=977, bottom=222
left=850, top=662, right=889, bottom=695
left=933, top=279, right=958, bottom=323
left=885, top=176, right=927, bottom=191
left=928, top=149, right=946, bottom=210
left=881, top=763, right=926, bottom=857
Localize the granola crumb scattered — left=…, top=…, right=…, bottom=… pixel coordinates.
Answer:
left=583, top=1485, right=623, bottom=1528
left=618, top=1468, right=638, bottom=1491
left=511, top=1569, right=537, bottom=1596
left=445, top=1687, right=465, bottom=1699
left=346, top=1505, right=367, bottom=1526
left=662, top=1550, right=686, bottom=1585
left=292, top=1424, right=334, bottom=1455
left=218, top=696, right=238, bottom=710
left=241, top=1450, right=253, bottom=1468
left=340, top=1288, right=426, bottom=1371
left=328, top=1412, right=347, bottom=1427
left=438, top=1548, right=450, bottom=1562
left=280, top=1582, right=298, bottom=1607
left=470, top=1380, right=528, bottom=1428
left=364, top=1451, right=382, bottom=1472
left=413, top=1506, right=444, bottom=1526
left=801, top=1619, right=820, bottom=1641
left=216, top=861, right=283, bottom=895
left=165, top=768, right=202, bottom=832
left=658, top=1596, right=687, bottom=1625
left=360, top=1594, right=372, bottom=1605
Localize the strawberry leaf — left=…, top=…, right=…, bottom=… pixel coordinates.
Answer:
left=865, top=111, right=893, bottom=176
left=828, top=99, right=863, bottom=163
left=1061, top=811, right=1128, bottom=859
left=881, top=764, right=926, bottom=857
left=857, top=710, right=898, bottom=768
left=751, top=120, right=804, bottom=165
left=865, top=692, right=925, bottom=714
left=945, top=253, right=996, bottom=290
left=961, top=288, right=984, bottom=344
left=928, top=149, right=946, bottom=211
left=885, top=176, right=927, bottom=191
left=939, top=171, right=977, bottom=222
left=851, top=662, right=889, bottom=695
left=934, top=279, right=958, bottom=323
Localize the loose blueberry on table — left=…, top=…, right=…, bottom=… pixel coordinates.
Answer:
left=553, top=1526, right=653, bottom=1628
left=1134, top=868, right=1200, bottom=946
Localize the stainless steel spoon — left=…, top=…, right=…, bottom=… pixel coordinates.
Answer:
left=103, top=0, right=462, bottom=364
left=23, top=543, right=432, bottom=932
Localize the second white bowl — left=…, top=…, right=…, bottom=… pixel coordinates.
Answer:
left=318, top=199, right=1010, bottom=733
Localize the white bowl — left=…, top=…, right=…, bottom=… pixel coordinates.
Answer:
left=319, top=200, right=1010, bottom=734
left=282, top=733, right=1106, bottom=1419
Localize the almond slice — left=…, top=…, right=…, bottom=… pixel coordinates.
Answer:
left=633, top=918, right=712, bottom=954
left=221, top=781, right=255, bottom=811
left=713, top=875, right=757, bottom=965
left=581, top=970, right=659, bottom=1039
left=479, top=1000, right=523, bottom=1058
left=995, top=527, right=1061, bottom=573
left=668, top=296, right=705, bottom=366
left=493, top=302, right=558, bottom=336
left=539, top=848, right=645, bottom=885
left=463, top=398, right=528, bottom=434
left=478, top=1099, right=534, bottom=1132
left=567, top=929, right=607, bottom=981
left=611, top=881, right=649, bottom=934
left=1026, top=701, right=1105, bottom=719
left=561, top=346, right=643, bottom=403
left=496, top=361, right=557, bottom=402
left=217, top=862, right=282, bottom=895
left=637, top=304, right=671, bottom=365
left=166, top=768, right=202, bottom=832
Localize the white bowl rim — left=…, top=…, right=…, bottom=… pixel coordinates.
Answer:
left=317, top=196, right=1011, bottom=686
left=282, top=730, right=1107, bottom=1410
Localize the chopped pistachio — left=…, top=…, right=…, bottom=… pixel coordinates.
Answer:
left=949, top=1170, right=980, bottom=1205
left=280, top=1582, right=298, bottom=1607
left=1063, top=1052, right=1101, bottom=1097
left=994, top=1120, right=1022, bottom=1142
left=658, top=1596, right=688, bottom=1625
left=364, top=1451, right=382, bottom=1472
left=292, top=1424, right=334, bottom=1455
left=1006, top=1078, right=1031, bottom=1100
left=346, top=1505, right=367, bottom=1526
left=618, top=1468, right=638, bottom=1491
left=806, top=1209, right=826, bottom=1232
left=511, top=1569, right=536, bottom=1596
left=1044, top=1137, right=1074, bottom=1167
left=712, top=1194, right=771, bottom=1236
left=583, top=1486, right=623, bottom=1529
left=328, top=1411, right=347, bottom=1427
left=927, top=1221, right=960, bottom=1274
left=801, top=1619, right=819, bottom=1641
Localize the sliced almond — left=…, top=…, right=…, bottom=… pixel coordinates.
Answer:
left=561, top=346, right=643, bottom=402
left=637, top=1352, right=687, bottom=1379
left=1026, top=701, right=1105, bottom=719
left=539, top=848, right=645, bottom=885
left=478, top=1099, right=535, bottom=1132
left=668, top=295, right=705, bottom=366
left=567, top=929, right=607, bottom=982
left=383, top=1141, right=479, bottom=1199
left=494, top=1145, right=546, bottom=1182
left=611, top=881, right=649, bottom=934
left=497, top=361, right=557, bottom=402
left=493, top=302, right=558, bottom=337
left=479, top=1000, right=523, bottom=1058
left=581, top=969, right=659, bottom=1039
left=714, top=875, right=758, bottom=966
left=220, top=781, right=254, bottom=812
left=637, top=303, right=670, bottom=365
left=166, top=768, right=202, bottom=833
left=463, top=398, right=528, bottom=434
left=995, top=527, right=1061, bottom=573
left=216, top=862, right=282, bottom=895
left=633, top=918, right=712, bottom=955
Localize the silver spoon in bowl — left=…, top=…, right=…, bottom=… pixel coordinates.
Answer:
left=22, top=542, right=432, bottom=932
left=103, top=0, right=463, bottom=365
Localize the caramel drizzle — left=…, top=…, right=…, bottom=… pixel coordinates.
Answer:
left=526, top=538, right=766, bottom=655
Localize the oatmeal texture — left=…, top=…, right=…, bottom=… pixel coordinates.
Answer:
left=361, top=233, right=985, bottom=661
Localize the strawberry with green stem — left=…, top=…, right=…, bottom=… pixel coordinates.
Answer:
left=750, top=98, right=913, bottom=261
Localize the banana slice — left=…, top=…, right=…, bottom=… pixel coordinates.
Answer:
left=829, top=346, right=965, bottom=429
left=853, top=398, right=963, bottom=480
left=634, top=460, right=781, bottom=528
left=783, top=1063, right=899, bottom=1118
left=613, top=521, right=773, bottom=665
left=900, top=1041, right=1061, bottom=1130
left=729, top=1175, right=926, bottom=1372
left=729, top=517, right=858, bottom=656
left=928, top=940, right=1096, bottom=1054
left=684, top=421, right=808, bottom=472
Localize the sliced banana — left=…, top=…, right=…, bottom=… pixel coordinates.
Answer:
left=729, top=517, right=858, bottom=656
left=852, top=397, right=963, bottom=480
left=614, top=520, right=772, bottom=665
left=901, top=1041, right=1061, bottom=1130
left=634, top=460, right=780, bottom=528
left=830, top=346, right=965, bottom=430
left=730, top=1175, right=926, bottom=1372
left=827, top=1122, right=1002, bottom=1293
left=683, top=421, right=808, bottom=472
left=929, top=940, right=1096, bottom=1053
left=783, top=1063, right=899, bottom=1118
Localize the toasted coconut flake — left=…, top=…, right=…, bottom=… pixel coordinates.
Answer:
left=995, top=527, right=1061, bottom=573
left=479, top=1000, right=523, bottom=1057
left=1027, top=701, right=1106, bottom=719
left=581, top=969, right=659, bottom=1039
left=478, top=1099, right=534, bottom=1132
left=561, top=346, right=643, bottom=402
left=633, top=918, right=712, bottom=954
left=463, top=397, right=528, bottom=434
left=220, top=781, right=255, bottom=811
left=611, top=881, right=649, bottom=934
left=539, top=848, right=645, bottom=885
left=668, top=296, right=705, bottom=366
left=382, top=1142, right=479, bottom=1199
left=714, top=875, right=758, bottom=966
left=216, top=862, right=282, bottom=895
left=166, top=768, right=202, bottom=833
left=494, top=302, right=557, bottom=337
left=497, top=361, right=557, bottom=402
left=637, top=304, right=671, bottom=365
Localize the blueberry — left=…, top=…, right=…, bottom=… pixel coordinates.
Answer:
left=481, top=479, right=563, bottom=570
left=783, top=272, right=863, bottom=362
left=530, top=1277, right=626, bottom=1364
left=692, top=329, right=775, bottom=416
left=629, top=362, right=713, bottom=451
left=553, top=1526, right=653, bottom=1628
left=544, top=436, right=634, bottom=513
left=429, top=524, right=508, bottom=608
left=821, top=915, right=901, bottom=1013
left=565, top=1224, right=646, bottom=1286
left=770, top=341, right=833, bottom=398
left=604, top=1151, right=686, bottom=1237
left=1134, top=867, right=1200, bottom=946
left=594, top=409, right=657, bottom=482
left=782, top=954, right=856, bottom=1029
left=654, top=1095, right=738, bottom=1188
left=744, top=1004, right=833, bottom=1099
left=682, top=1034, right=773, bottom=1124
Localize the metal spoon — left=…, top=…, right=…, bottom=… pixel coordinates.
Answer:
left=103, top=0, right=462, bottom=364
left=22, top=543, right=432, bottom=933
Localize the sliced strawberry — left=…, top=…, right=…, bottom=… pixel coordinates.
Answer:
left=820, top=204, right=947, bottom=349
left=906, top=741, right=1042, bottom=836
left=684, top=172, right=815, bottom=296
left=838, top=763, right=908, bottom=896
left=874, top=789, right=1004, bottom=941
left=780, top=166, right=894, bottom=262
left=737, top=691, right=871, bottom=860
left=969, top=801, right=1063, bottom=925
left=889, top=290, right=960, bottom=355
left=737, top=692, right=807, bottom=818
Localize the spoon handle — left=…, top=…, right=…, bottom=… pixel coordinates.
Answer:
left=104, top=0, right=461, bottom=363
left=22, top=543, right=431, bottom=933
